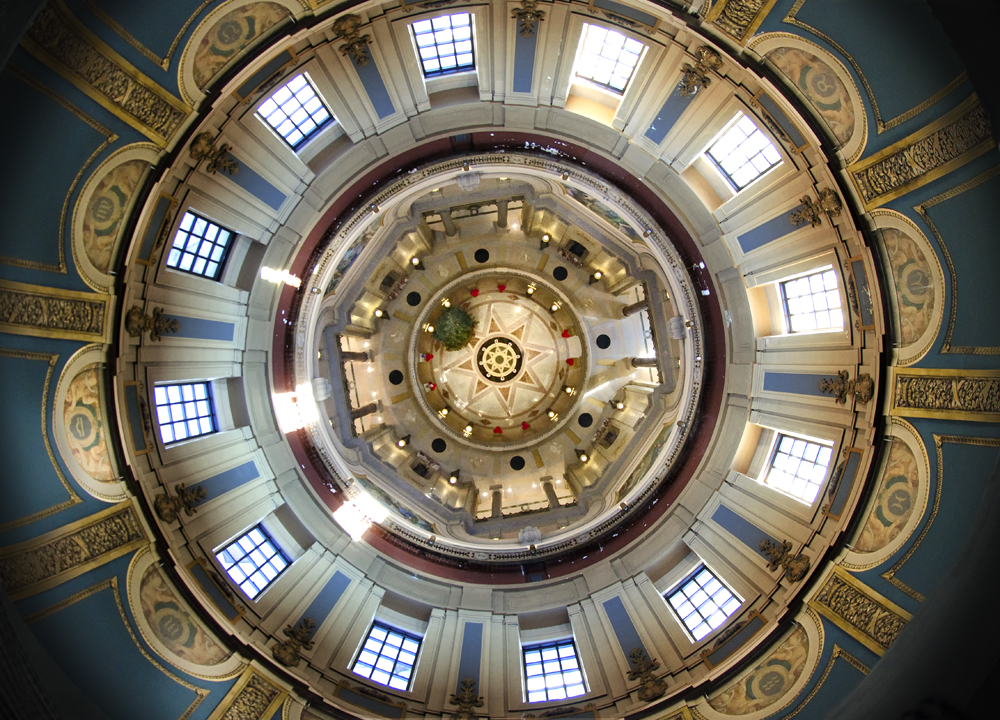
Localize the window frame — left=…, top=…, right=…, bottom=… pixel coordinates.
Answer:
left=215, top=524, right=291, bottom=601
left=521, top=638, right=588, bottom=704
left=779, top=267, right=845, bottom=334
left=760, top=432, right=835, bottom=505
left=350, top=620, right=423, bottom=692
left=705, top=112, right=783, bottom=191
left=571, top=22, right=647, bottom=97
left=152, top=381, right=217, bottom=446
left=410, top=11, right=476, bottom=79
left=256, top=71, right=335, bottom=151
left=665, top=564, right=743, bottom=643
left=164, top=210, right=236, bottom=281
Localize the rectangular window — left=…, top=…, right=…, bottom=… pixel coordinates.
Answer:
left=574, top=24, right=645, bottom=95
left=780, top=269, right=844, bottom=333
left=667, top=565, right=741, bottom=641
left=166, top=211, right=234, bottom=280
left=216, top=524, right=290, bottom=600
left=523, top=639, right=586, bottom=703
left=153, top=382, right=216, bottom=445
left=706, top=113, right=782, bottom=190
left=412, top=13, right=475, bottom=78
left=763, top=433, right=834, bottom=504
left=352, top=621, right=422, bottom=691
left=257, top=73, right=334, bottom=149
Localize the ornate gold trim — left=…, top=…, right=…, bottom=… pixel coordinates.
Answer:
left=25, top=575, right=208, bottom=720
left=0, top=349, right=82, bottom=531
left=781, top=644, right=868, bottom=719
left=81, top=0, right=214, bottom=71
left=890, top=367, right=1000, bottom=421
left=20, top=1, right=190, bottom=146
left=706, top=0, right=781, bottom=45
left=808, top=566, right=911, bottom=656
left=882, top=434, right=1000, bottom=601
left=914, top=163, right=1000, bottom=355
left=847, top=94, right=994, bottom=210
left=783, top=0, right=967, bottom=133
left=205, top=666, right=288, bottom=720
left=0, top=280, right=111, bottom=342
left=2, top=64, right=117, bottom=275
left=0, top=501, right=146, bottom=600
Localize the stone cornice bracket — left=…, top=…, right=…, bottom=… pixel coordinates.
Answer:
left=789, top=188, right=843, bottom=227
left=189, top=132, right=239, bottom=176
left=626, top=648, right=667, bottom=702
left=333, top=15, right=372, bottom=66
left=512, top=0, right=546, bottom=38
left=678, top=46, right=722, bottom=98
left=759, top=539, right=811, bottom=582
left=125, top=305, right=179, bottom=342
left=448, top=677, right=484, bottom=720
left=272, top=618, right=316, bottom=667
left=819, top=370, right=874, bottom=404
left=153, top=483, right=206, bottom=523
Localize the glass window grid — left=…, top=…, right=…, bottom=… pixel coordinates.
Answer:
left=763, top=434, right=834, bottom=504
left=257, top=73, right=333, bottom=149
left=667, top=565, right=742, bottom=642
left=780, top=269, right=844, bottom=333
left=216, top=525, right=289, bottom=600
left=352, top=622, right=422, bottom=691
left=706, top=114, right=782, bottom=190
left=166, top=211, right=234, bottom=280
left=574, top=24, right=645, bottom=95
left=412, top=13, right=475, bottom=78
left=153, top=382, right=216, bottom=445
left=522, top=640, right=586, bottom=703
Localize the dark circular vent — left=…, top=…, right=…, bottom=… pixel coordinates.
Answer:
left=474, top=248, right=490, bottom=263
left=596, top=334, right=611, bottom=349
left=406, top=291, right=422, bottom=306
left=510, top=456, right=525, bottom=471
left=578, top=413, right=593, bottom=428
left=553, top=266, right=568, bottom=281
left=431, top=438, right=447, bottom=453
left=389, top=370, right=404, bottom=385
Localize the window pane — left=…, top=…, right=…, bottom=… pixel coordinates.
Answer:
left=523, top=640, right=587, bottom=702
left=666, top=564, right=742, bottom=642
left=257, top=73, right=335, bottom=149
left=216, top=524, right=290, bottom=601
left=706, top=113, right=783, bottom=189
left=166, top=211, right=235, bottom=279
left=763, top=433, right=834, bottom=504
left=780, top=269, right=844, bottom=334
left=574, top=23, right=644, bottom=95
left=351, top=622, right=423, bottom=691
left=411, top=13, right=476, bottom=78
left=154, top=382, right=217, bottom=445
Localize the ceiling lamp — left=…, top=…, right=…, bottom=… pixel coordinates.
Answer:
left=373, top=308, right=384, bottom=318
left=576, top=449, right=589, bottom=463
left=448, top=470, right=460, bottom=485
left=397, top=434, right=410, bottom=448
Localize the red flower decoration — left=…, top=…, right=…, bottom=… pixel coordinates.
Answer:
left=422, top=353, right=434, bottom=361
left=521, top=421, right=530, bottom=430
left=566, top=358, right=575, bottom=366
left=493, top=426, right=503, bottom=434
left=470, top=288, right=480, bottom=297
left=561, top=329, right=571, bottom=338
left=427, top=382, right=437, bottom=390
left=497, top=283, right=507, bottom=293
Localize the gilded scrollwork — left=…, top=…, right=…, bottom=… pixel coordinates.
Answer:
left=0, top=283, right=107, bottom=340
left=679, top=46, right=722, bottom=98
left=449, top=677, right=484, bottom=720
left=333, top=15, right=372, bottom=66
left=512, top=0, right=546, bottom=38
left=627, top=648, right=667, bottom=702
left=271, top=617, right=316, bottom=667
left=819, top=370, right=874, bottom=405
left=789, top=188, right=843, bottom=227
left=125, top=306, right=179, bottom=342
left=221, top=673, right=283, bottom=720
left=810, top=571, right=908, bottom=654
left=759, top=539, right=811, bottom=582
left=190, top=132, right=240, bottom=175
left=708, top=0, right=775, bottom=43
left=893, top=373, right=1000, bottom=417
left=153, top=483, right=207, bottom=523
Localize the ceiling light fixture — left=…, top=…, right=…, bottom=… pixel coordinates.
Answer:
left=397, top=434, right=410, bottom=448
left=576, top=449, right=589, bottom=463
left=449, top=470, right=460, bottom=485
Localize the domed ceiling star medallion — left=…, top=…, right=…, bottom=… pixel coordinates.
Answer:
left=478, top=337, right=522, bottom=382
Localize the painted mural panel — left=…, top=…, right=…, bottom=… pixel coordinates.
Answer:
left=192, top=3, right=292, bottom=90
left=881, top=227, right=936, bottom=350
left=707, top=625, right=809, bottom=715
left=62, top=363, right=116, bottom=483
left=81, top=160, right=147, bottom=274
left=853, top=437, right=919, bottom=554
left=765, top=47, right=855, bottom=146
left=140, top=563, right=229, bottom=666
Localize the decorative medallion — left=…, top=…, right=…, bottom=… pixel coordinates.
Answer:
left=477, top=337, right=523, bottom=382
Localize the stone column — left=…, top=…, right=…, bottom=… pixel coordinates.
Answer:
left=350, top=402, right=378, bottom=419
left=341, top=351, right=369, bottom=362
left=441, top=209, right=457, bottom=237
left=630, top=357, right=658, bottom=368
left=490, top=484, right=503, bottom=518
left=622, top=299, right=648, bottom=317
left=496, top=199, right=508, bottom=229
left=543, top=481, right=560, bottom=509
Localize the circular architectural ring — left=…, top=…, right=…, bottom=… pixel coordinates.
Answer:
left=477, top=337, right=523, bottom=382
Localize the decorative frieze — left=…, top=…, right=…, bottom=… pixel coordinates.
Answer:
left=809, top=567, right=911, bottom=655
left=0, top=502, right=146, bottom=600
left=206, top=668, right=286, bottom=720
left=891, top=368, right=1000, bottom=421
left=819, top=370, right=874, bottom=404
left=22, top=2, right=189, bottom=146
left=849, top=96, right=993, bottom=209
left=0, top=281, right=108, bottom=341
left=706, top=0, right=779, bottom=44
